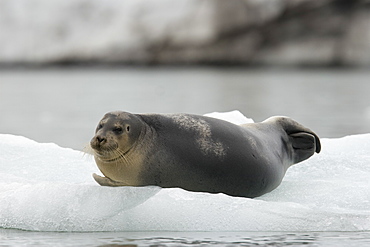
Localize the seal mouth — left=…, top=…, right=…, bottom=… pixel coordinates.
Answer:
left=93, top=148, right=131, bottom=164
left=96, top=153, right=124, bottom=163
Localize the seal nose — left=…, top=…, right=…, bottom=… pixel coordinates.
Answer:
left=96, top=135, right=106, bottom=144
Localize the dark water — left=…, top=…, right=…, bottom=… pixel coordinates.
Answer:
left=1, top=229, right=370, bottom=247
left=1, top=67, right=370, bottom=150
left=1, top=67, right=370, bottom=246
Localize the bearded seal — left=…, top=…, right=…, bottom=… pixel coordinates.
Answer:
left=90, top=111, right=321, bottom=198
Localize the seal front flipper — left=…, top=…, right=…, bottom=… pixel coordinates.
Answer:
left=92, top=173, right=128, bottom=187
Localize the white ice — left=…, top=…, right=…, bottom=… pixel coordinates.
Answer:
left=0, top=111, right=369, bottom=232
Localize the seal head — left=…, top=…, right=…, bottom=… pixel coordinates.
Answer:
left=90, top=111, right=145, bottom=186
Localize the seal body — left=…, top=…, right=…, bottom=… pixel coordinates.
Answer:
left=90, top=111, right=321, bottom=198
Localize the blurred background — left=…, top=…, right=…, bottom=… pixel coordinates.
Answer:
left=1, top=0, right=370, bottom=150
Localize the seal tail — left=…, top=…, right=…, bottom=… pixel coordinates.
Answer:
left=271, top=117, right=321, bottom=164
left=289, top=131, right=321, bottom=163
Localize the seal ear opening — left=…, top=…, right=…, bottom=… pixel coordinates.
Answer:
left=289, top=132, right=321, bottom=163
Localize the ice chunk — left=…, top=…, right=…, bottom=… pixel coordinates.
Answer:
left=0, top=111, right=369, bottom=232
left=0, top=134, right=160, bottom=231
left=204, top=110, right=254, bottom=124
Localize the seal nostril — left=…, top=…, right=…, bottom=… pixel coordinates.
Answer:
left=96, top=136, right=106, bottom=143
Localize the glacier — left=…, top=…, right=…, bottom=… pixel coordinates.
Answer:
left=0, top=111, right=369, bottom=232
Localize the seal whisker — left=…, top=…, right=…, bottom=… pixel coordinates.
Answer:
left=98, top=146, right=131, bottom=167
left=112, top=147, right=131, bottom=167
left=82, top=143, right=94, bottom=157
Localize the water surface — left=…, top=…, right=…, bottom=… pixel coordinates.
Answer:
left=2, top=229, right=370, bottom=247
left=1, top=67, right=370, bottom=149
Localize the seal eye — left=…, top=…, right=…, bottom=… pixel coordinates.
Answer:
left=97, top=124, right=104, bottom=130
left=113, top=127, right=123, bottom=134
left=126, top=126, right=130, bottom=132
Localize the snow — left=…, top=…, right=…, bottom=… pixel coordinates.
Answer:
left=0, top=111, right=369, bottom=232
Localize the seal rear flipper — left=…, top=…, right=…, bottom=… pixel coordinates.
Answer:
left=92, top=173, right=128, bottom=187
left=289, top=132, right=321, bottom=163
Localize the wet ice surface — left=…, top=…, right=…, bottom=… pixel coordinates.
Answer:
left=0, top=112, right=370, bottom=232
left=1, top=229, right=370, bottom=247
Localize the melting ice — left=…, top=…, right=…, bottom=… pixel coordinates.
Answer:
left=0, top=111, right=369, bottom=232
